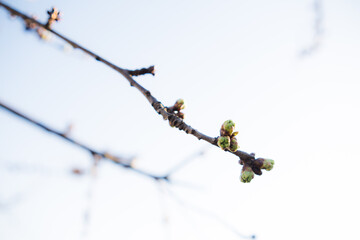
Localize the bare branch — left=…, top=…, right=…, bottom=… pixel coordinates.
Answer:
left=0, top=100, right=168, bottom=181
left=0, top=3, right=276, bottom=182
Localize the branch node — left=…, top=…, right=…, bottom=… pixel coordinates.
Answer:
left=128, top=65, right=155, bottom=77
left=45, top=7, right=61, bottom=29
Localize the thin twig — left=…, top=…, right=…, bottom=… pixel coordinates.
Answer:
left=300, top=0, right=324, bottom=56
left=165, top=186, right=256, bottom=239
left=0, top=100, right=168, bottom=180
left=0, top=2, right=256, bottom=165
left=82, top=156, right=99, bottom=238
left=164, top=148, right=207, bottom=178
left=156, top=181, right=172, bottom=240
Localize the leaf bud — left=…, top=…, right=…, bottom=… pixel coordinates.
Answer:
left=174, top=99, right=185, bottom=111
left=220, top=120, right=235, bottom=136
left=240, top=165, right=254, bottom=183
left=262, top=158, right=275, bottom=171
left=229, top=137, right=238, bottom=152
left=217, top=136, right=230, bottom=150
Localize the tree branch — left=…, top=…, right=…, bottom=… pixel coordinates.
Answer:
left=0, top=100, right=168, bottom=180
left=0, top=2, right=260, bottom=170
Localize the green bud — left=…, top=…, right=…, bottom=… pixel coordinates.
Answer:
left=217, top=136, right=230, bottom=150
left=262, top=158, right=275, bottom=171
left=229, top=137, right=238, bottom=152
left=240, top=165, right=254, bottom=183
left=174, top=99, right=185, bottom=110
left=176, top=99, right=184, bottom=105
left=221, top=120, right=235, bottom=136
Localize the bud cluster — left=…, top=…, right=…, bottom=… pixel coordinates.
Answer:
left=239, top=157, right=275, bottom=183
left=217, top=120, right=239, bottom=152
left=167, top=99, right=185, bottom=127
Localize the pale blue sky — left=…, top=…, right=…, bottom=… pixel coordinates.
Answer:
left=1, top=0, right=360, bottom=240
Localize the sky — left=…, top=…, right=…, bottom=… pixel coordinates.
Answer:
left=1, top=0, right=360, bottom=240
